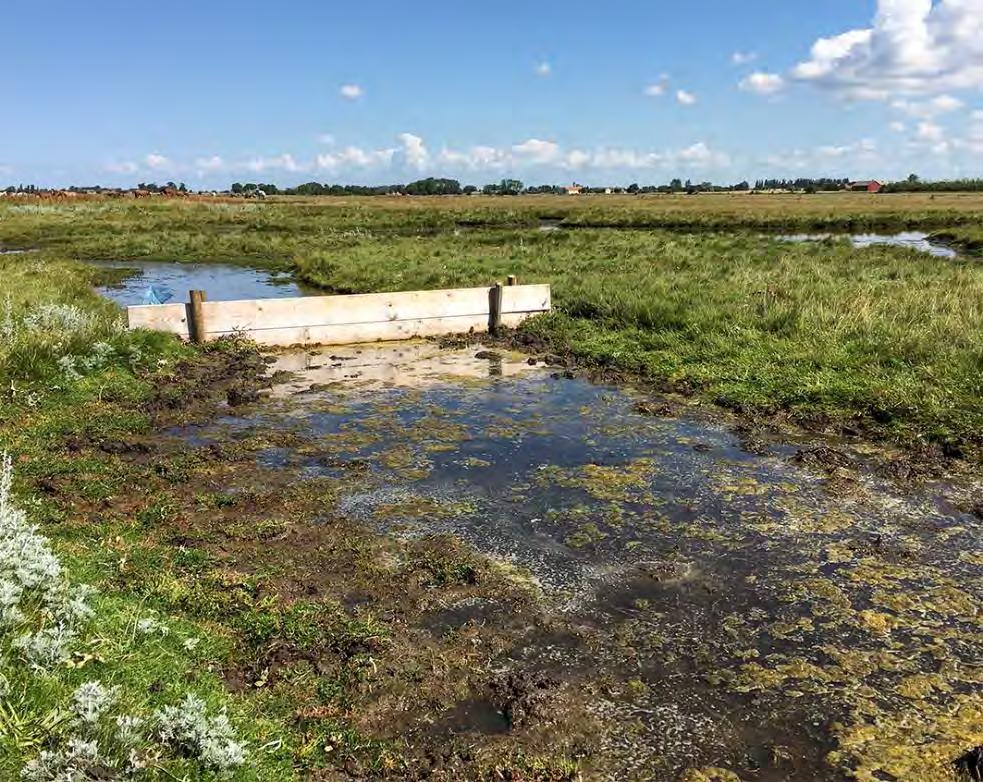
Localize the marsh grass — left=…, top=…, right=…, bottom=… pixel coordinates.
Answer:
left=2, top=198, right=981, bottom=445
left=295, top=228, right=983, bottom=446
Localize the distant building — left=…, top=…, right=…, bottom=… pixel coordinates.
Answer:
left=849, top=180, right=883, bottom=193
left=565, top=183, right=583, bottom=195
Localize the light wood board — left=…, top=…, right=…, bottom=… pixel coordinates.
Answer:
left=127, top=284, right=550, bottom=346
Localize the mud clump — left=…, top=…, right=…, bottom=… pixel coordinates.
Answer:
left=148, top=338, right=268, bottom=419
left=490, top=671, right=559, bottom=729
left=956, top=746, right=983, bottom=781
left=635, top=400, right=674, bottom=417
left=227, top=386, right=261, bottom=406
left=793, top=445, right=854, bottom=472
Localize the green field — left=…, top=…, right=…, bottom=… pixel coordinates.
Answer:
left=3, top=195, right=982, bottom=450
left=0, top=194, right=981, bottom=779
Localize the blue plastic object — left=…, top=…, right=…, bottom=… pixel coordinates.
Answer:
left=142, top=286, right=173, bottom=305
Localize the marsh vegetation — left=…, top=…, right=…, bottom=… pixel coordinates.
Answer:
left=0, top=194, right=980, bottom=780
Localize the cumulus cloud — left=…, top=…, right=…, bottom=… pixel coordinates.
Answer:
left=193, top=155, right=224, bottom=173
left=144, top=153, right=170, bottom=170
left=675, top=89, right=697, bottom=105
left=316, top=145, right=395, bottom=171
left=891, top=94, right=964, bottom=117
left=535, top=61, right=552, bottom=76
left=817, top=137, right=878, bottom=157
left=761, top=137, right=881, bottom=172
left=915, top=120, right=945, bottom=141
left=97, top=135, right=735, bottom=181
left=512, top=138, right=560, bottom=163
left=398, top=133, right=429, bottom=170
left=643, top=75, right=670, bottom=97
left=244, top=153, right=303, bottom=173
left=339, top=84, right=363, bottom=100
left=791, top=0, right=983, bottom=99
left=739, top=71, right=786, bottom=95
left=890, top=120, right=907, bottom=132
left=732, top=51, right=758, bottom=65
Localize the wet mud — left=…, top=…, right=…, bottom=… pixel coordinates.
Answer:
left=92, top=340, right=980, bottom=780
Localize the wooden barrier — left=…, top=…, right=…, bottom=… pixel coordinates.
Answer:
left=126, top=282, right=551, bottom=347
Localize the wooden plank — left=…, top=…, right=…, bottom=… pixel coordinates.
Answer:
left=202, top=312, right=535, bottom=346
left=188, top=290, right=207, bottom=344
left=488, top=282, right=504, bottom=334
left=198, top=284, right=549, bottom=334
left=127, top=303, right=190, bottom=337
left=502, top=283, right=550, bottom=314
left=126, top=283, right=551, bottom=347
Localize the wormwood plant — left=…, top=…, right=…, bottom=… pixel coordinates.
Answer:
left=0, top=453, right=247, bottom=778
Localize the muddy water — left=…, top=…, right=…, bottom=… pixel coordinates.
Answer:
left=174, top=342, right=981, bottom=781
left=90, top=259, right=319, bottom=306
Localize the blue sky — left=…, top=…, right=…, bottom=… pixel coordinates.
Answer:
left=3, top=0, right=982, bottom=187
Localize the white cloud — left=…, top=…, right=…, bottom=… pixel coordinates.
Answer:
left=564, top=149, right=591, bottom=169
left=512, top=138, right=560, bottom=163
left=193, top=155, right=224, bottom=173
left=643, top=75, right=670, bottom=97
left=678, top=141, right=729, bottom=167
left=144, top=153, right=169, bottom=170
left=398, top=132, right=429, bottom=170
left=792, top=0, right=983, bottom=99
left=817, top=138, right=878, bottom=158
left=915, top=120, right=945, bottom=141
left=760, top=137, right=883, bottom=174
left=339, top=84, right=363, bottom=100
left=316, top=146, right=395, bottom=171
left=889, top=120, right=907, bottom=132
left=316, top=133, right=336, bottom=145
left=676, top=89, right=697, bottom=105
left=891, top=94, right=964, bottom=117
left=732, top=51, right=758, bottom=65
left=94, top=135, right=737, bottom=182
left=535, top=61, right=552, bottom=76
left=244, top=153, right=304, bottom=173
left=739, top=71, right=786, bottom=95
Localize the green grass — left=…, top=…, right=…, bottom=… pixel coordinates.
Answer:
left=0, top=196, right=980, bottom=777
left=294, top=228, right=983, bottom=448
left=2, top=198, right=982, bottom=448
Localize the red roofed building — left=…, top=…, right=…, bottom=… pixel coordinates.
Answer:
left=849, top=180, right=883, bottom=193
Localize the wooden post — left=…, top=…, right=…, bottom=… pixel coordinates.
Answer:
left=507, top=274, right=518, bottom=286
left=188, top=290, right=207, bottom=344
left=488, top=282, right=503, bottom=335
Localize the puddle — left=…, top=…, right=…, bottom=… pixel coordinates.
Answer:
left=268, top=342, right=542, bottom=396
left=90, top=260, right=320, bottom=306
left=171, top=341, right=981, bottom=779
left=777, top=231, right=957, bottom=258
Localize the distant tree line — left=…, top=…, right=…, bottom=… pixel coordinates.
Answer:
left=7, top=175, right=983, bottom=196
left=881, top=175, right=983, bottom=193
left=752, top=178, right=850, bottom=192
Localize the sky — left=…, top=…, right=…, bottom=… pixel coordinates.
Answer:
left=2, top=0, right=982, bottom=188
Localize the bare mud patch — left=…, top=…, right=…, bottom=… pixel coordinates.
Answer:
left=163, top=339, right=981, bottom=781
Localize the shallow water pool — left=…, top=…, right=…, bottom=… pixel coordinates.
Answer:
left=166, top=341, right=981, bottom=780
left=777, top=231, right=958, bottom=258
left=90, top=259, right=319, bottom=306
